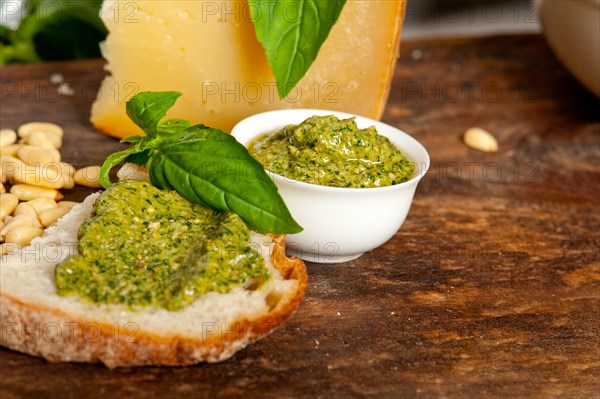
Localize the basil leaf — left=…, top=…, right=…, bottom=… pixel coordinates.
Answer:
left=99, top=147, right=143, bottom=188
left=102, top=91, right=303, bottom=234
left=0, top=0, right=107, bottom=65
left=120, top=136, right=143, bottom=144
left=125, top=150, right=151, bottom=168
left=148, top=126, right=303, bottom=234
left=126, top=91, right=182, bottom=138
left=249, top=0, right=346, bottom=98
left=158, top=118, right=193, bottom=136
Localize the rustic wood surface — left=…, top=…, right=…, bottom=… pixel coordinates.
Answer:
left=1, top=34, right=599, bottom=399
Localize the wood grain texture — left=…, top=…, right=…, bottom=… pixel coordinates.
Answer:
left=1, top=35, right=599, bottom=399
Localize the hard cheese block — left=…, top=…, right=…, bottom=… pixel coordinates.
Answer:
left=91, top=0, right=406, bottom=138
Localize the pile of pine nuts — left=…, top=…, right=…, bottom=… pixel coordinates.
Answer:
left=1, top=122, right=102, bottom=255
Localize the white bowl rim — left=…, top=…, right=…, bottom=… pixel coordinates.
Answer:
left=232, top=108, right=431, bottom=193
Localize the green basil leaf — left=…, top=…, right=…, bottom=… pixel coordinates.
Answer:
left=158, top=118, right=193, bottom=136
left=1, top=0, right=107, bottom=65
left=126, top=91, right=182, bottom=138
left=125, top=149, right=151, bottom=168
left=99, top=147, right=143, bottom=188
left=249, top=0, right=346, bottom=98
left=102, top=91, right=303, bottom=234
left=148, top=126, right=303, bottom=234
left=34, top=0, right=107, bottom=35
left=120, top=136, right=143, bottom=144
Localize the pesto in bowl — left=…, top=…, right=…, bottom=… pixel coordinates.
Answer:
left=232, top=109, right=430, bottom=263
left=249, top=115, right=415, bottom=188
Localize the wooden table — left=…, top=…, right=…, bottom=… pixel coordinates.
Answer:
left=1, top=35, right=599, bottom=398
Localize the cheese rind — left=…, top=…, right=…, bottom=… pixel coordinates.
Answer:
left=91, top=0, right=406, bottom=138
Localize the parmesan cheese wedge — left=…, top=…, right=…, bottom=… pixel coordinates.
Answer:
left=91, top=0, right=406, bottom=138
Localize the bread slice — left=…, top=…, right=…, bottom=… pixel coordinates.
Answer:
left=0, top=192, right=307, bottom=368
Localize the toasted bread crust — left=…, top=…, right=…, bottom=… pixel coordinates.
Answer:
left=0, top=235, right=306, bottom=368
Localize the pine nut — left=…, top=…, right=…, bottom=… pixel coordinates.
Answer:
left=0, top=242, right=19, bottom=256
left=0, top=129, right=17, bottom=148
left=463, top=127, right=498, bottom=153
left=27, top=131, right=56, bottom=150
left=74, top=165, right=102, bottom=188
left=38, top=206, right=70, bottom=227
left=0, top=144, right=22, bottom=157
left=1, top=156, right=26, bottom=178
left=49, top=148, right=61, bottom=162
left=61, top=175, right=75, bottom=189
left=17, top=145, right=56, bottom=166
left=4, top=225, right=43, bottom=246
left=27, top=197, right=58, bottom=213
left=17, top=122, right=63, bottom=139
left=48, top=162, right=75, bottom=189
left=57, top=200, right=79, bottom=208
left=0, top=122, right=85, bottom=244
left=41, top=130, right=63, bottom=149
left=13, top=203, right=42, bottom=227
left=0, top=193, right=19, bottom=220
left=1, top=214, right=39, bottom=239
left=12, top=164, right=63, bottom=189
left=49, top=161, right=75, bottom=177
left=10, top=184, right=62, bottom=201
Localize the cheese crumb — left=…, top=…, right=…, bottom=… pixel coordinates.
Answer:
left=57, top=83, right=74, bottom=97
left=49, top=73, right=64, bottom=84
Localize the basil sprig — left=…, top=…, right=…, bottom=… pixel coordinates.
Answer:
left=249, top=0, right=346, bottom=99
left=100, top=91, right=302, bottom=235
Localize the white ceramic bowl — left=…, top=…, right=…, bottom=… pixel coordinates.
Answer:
left=538, top=0, right=600, bottom=97
left=231, top=109, right=430, bottom=263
